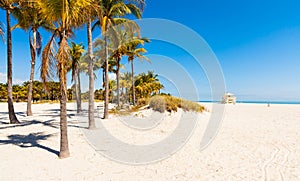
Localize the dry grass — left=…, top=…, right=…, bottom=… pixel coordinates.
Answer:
left=149, top=95, right=205, bottom=113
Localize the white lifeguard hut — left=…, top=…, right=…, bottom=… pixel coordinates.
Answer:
left=222, top=93, right=236, bottom=104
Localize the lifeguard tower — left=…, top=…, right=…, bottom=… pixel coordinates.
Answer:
left=222, top=93, right=236, bottom=104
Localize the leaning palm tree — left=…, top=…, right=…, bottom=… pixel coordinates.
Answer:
left=37, top=0, right=92, bottom=159
left=95, top=0, right=143, bottom=118
left=12, top=1, right=53, bottom=116
left=126, top=37, right=150, bottom=105
left=69, top=42, right=85, bottom=113
left=0, top=0, right=20, bottom=124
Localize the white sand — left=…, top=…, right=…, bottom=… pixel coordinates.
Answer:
left=0, top=102, right=300, bottom=180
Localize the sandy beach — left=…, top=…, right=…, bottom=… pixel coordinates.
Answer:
left=0, top=102, right=299, bottom=180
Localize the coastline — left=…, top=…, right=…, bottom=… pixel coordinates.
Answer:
left=199, top=100, right=300, bottom=105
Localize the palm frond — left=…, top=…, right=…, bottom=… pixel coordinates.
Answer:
left=36, top=31, right=42, bottom=56
left=125, top=3, right=142, bottom=19
left=56, top=37, right=70, bottom=92
left=40, top=32, right=56, bottom=90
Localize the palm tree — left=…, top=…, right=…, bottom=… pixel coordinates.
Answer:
left=37, top=0, right=92, bottom=159
left=0, top=0, right=20, bottom=124
left=110, top=26, right=144, bottom=108
left=12, top=1, right=53, bottom=116
left=83, top=2, right=100, bottom=129
left=69, top=42, right=85, bottom=113
left=110, top=28, right=130, bottom=108
left=120, top=72, right=132, bottom=103
left=95, top=0, right=143, bottom=118
left=126, top=37, right=150, bottom=105
left=135, top=71, right=163, bottom=99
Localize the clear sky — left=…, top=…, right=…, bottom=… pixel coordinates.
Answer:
left=0, top=0, right=300, bottom=101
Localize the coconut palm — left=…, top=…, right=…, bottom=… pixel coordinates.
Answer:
left=12, top=1, right=54, bottom=116
left=95, top=0, right=143, bottom=119
left=110, top=28, right=130, bottom=108
left=82, top=2, right=100, bottom=129
left=110, top=25, right=144, bottom=107
left=37, top=0, right=92, bottom=159
left=120, top=72, right=132, bottom=103
left=0, top=0, right=21, bottom=124
left=69, top=42, right=85, bottom=113
left=135, top=71, right=163, bottom=99
left=126, top=37, right=150, bottom=105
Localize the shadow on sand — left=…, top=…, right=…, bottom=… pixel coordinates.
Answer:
left=0, top=132, right=59, bottom=156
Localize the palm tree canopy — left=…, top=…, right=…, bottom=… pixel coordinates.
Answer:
left=11, top=2, right=55, bottom=56
left=135, top=71, right=164, bottom=98
left=93, top=0, right=143, bottom=34
left=12, top=1, right=54, bottom=31
left=69, top=42, right=85, bottom=81
left=38, top=0, right=93, bottom=85
left=126, top=36, right=150, bottom=62
left=36, top=0, right=92, bottom=29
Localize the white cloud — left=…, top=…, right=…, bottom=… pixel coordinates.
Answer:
left=0, top=72, right=6, bottom=83
left=0, top=72, right=27, bottom=85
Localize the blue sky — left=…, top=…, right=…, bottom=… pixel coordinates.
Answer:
left=1, top=0, right=300, bottom=101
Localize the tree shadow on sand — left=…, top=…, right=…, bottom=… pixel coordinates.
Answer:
left=0, top=119, right=59, bottom=130
left=0, top=132, right=59, bottom=156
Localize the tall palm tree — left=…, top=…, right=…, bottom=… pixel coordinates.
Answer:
left=12, top=1, right=53, bottom=116
left=95, top=0, right=143, bottom=118
left=126, top=37, right=149, bottom=105
left=83, top=2, right=100, bottom=129
left=69, top=42, right=85, bottom=113
left=110, top=26, right=144, bottom=108
left=37, top=0, right=92, bottom=159
left=0, top=0, right=20, bottom=124
left=110, top=28, right=130, bottom=108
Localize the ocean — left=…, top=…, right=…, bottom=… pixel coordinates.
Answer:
left=199, top=101, right=300, bottom=105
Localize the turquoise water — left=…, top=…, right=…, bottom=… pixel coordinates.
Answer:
left=199, top=101, right=300, bottom=105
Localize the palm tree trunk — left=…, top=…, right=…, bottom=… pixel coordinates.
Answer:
left=6, top=10, right=19, bottom=124
left=103, top=29, right=109, bottom=119
left=116, top=58, right=120, bottom=108
left=102, top=68, right=105, bottom=88
left=59, top=77, right=70, bottom=158
left=74, top=69, right=80, bottom=113
left=131, top=60, right=136, bottom=106
left=87, top=18, right=95, bottom=128
left=77, top=70, right=82, bottom=112
left=27, top=29, right=37, bottom=116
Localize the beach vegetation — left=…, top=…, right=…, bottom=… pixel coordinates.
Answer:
left=149, top=95, right=205, bottom=113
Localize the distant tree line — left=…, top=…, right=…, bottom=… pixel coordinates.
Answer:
left=0, top=71, right=163, bottom=104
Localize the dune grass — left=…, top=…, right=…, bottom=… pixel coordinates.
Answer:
left=149, top=95, right=205, bottom=113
